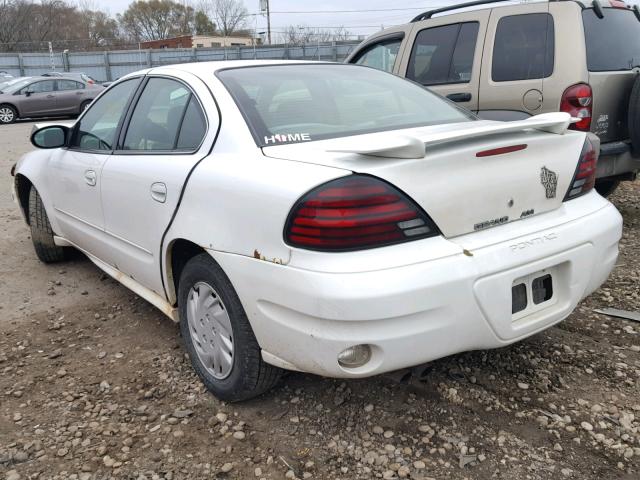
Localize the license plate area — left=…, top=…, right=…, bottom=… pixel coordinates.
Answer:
left=511, top=268, right=557, bottom=321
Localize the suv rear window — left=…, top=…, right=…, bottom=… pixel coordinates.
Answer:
left=492, top=13, right=554, bottom=82
left=407, top=23, right=479, bottom=85
left=583, top=9, right=640, bottom=71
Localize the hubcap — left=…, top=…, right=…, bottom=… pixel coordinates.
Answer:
left=187, top=282, right=234, bottom=379
left=0, top=107, right=14, bottom=123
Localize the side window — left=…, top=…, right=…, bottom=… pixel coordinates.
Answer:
left=176, top=97, right=207, bottom=150
left=22, top=80, right=55, bottom=94
left=57, top=80, right=84, bottom=91
left=353, top=38, right=402, bottom=73
left=407, top=22, right=479, bottom=85
left=123, top=78, right=191, bottom=151
left=492, top=13, right=555, bottom=82
left=70, top=78, right=141, bottom=151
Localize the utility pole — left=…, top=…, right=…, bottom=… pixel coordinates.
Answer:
left=261, top=0, right=272, bottom=45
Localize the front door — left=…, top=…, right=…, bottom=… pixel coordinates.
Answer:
left=48, top=78, right=142, bottom=257
left=99, top=74, right=217, bottom=296
left=397, top=10, right=490, bottom=112
left=478, top=3, right=555, bottom=120
left=18, top=80, right=58, bottom=116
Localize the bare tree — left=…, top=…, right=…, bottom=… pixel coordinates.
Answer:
left=201, top=0, right=247, bottom=37
left=280, top=25, right=353, bottom=46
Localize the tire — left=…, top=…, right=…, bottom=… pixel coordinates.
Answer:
left=595, top=179, right=620, bottom=197
left=0, top=104, right=16, bottom=124
left=628, top=74, right=640, bottom=153
left=79, top=100, right=92, bottom=114
left=28, top=187, right=65, bottom=263
left=178, top=253, right=282, bottom=402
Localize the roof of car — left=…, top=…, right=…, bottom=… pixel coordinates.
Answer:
left=121, top=60, right=323, bottom=80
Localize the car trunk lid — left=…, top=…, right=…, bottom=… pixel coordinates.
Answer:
left=263, top=114, right=588, bottom=238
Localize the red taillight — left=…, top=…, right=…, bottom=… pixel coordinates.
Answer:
left=564, top=137, right=597, bottom=201
left=285, top=175, right=439, bottom=251
left=560, top=84, right=592, bottom=132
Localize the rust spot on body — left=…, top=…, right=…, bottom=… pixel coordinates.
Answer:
left=463, top=249, right=473, bottom=257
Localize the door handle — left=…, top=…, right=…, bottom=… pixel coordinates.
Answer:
left=446, top=93, right=472, bottom=103
left=150, top=182, right=167, bottom=203
left=46, top=94, right=55, bottom=99
left=84, top=170, right=97, bottom=186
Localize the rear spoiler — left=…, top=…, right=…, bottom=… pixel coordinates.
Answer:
left=327, top=112, right=578, bottom=159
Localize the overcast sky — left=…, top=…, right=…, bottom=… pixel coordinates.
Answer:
left=102, top=0, right=463, bottom=38
left=101, top=0, right=640, bottom=39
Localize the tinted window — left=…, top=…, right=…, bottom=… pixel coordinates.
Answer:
left=218, top=64, right=474, bottom=147
left=123, top=78, right=191, bottom=151
left=353, top=38, right=402, bottom=73
left=492, top=13, right=554, bottom=82
left=407, top=22, right=479, bottom=85
left=22, top=80, right=55, bottom=94
left=583, top=9, right=640, bottom=71
left=70, top=78, right=140, bottom=151
left=57, top=80, right=84, bottom=91
left=176, top=97, right=207, bottom=150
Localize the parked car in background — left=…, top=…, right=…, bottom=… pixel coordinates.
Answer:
left=0, top=76, right=101, bottom=124
left=41, top=71, right=99, bottom=85
left=0, top=71, right=14, bottom=80
left=347, top=0, right=640, bottom=196
left=13, top=61, right=621, bottom=401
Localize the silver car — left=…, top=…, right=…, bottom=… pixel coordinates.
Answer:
left=0, top=76, right=101, bottom=124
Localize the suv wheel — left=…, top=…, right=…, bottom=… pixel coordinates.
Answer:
left=0, top=104, right=16, bottom=124
left=594, top=179, right=620, bottom=198
left=178, top=253, right=282, bottom=402
left=28, top=187, right=66, bottom=263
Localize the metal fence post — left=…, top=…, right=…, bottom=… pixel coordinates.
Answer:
left=17, top=53, right=24, bottom=76
left=332, top=41, right=338, bottom=62
left=62, top=51, right=70, bottom=72
left=103, top=52, right=112, bottom=82
left=146, top=50, right=152, bottom=67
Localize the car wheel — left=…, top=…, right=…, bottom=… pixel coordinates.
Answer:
left=80, top=100, right=92, bottom=114
left=28, top=187, right=65, bottom=263
left=594, top=179, right=620, bottom=198
left=0, top=104, right=16, bottom=124
left=178, top=253, right=282, bottom=402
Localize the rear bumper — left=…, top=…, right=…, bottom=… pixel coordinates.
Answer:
left=596, top=141, right=640, bottom=180
left=210, top=193, right=622, bottom=378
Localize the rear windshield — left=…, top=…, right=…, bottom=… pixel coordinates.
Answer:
left=217, top=64, right=474, bottom=147
left=583, top=8, right=640, bottom=71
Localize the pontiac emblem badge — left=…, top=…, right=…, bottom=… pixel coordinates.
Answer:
left=540, top=166, right=558, bottom=199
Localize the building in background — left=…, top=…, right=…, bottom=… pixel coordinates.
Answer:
left=140, top=35, right=255, bottom=49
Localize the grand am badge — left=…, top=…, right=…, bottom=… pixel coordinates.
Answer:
left=540, top=166, right=558, bottom=199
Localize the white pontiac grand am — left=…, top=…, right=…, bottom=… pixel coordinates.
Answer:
left=12, top=60, right=622, bottom=401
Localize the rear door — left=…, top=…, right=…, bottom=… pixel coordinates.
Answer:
left=18, top=80, right=57, bottom=116
left=397, top=11, right=490, bottom=111
left=99, top=73, right=218, bottom=295
left=478, top=4, right=555, bottom=120
left=582, top=7, right=640, bottom=142
left=55, top=79, right=87, bottom=114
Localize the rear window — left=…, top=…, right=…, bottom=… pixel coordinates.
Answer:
left=583, top=9, right=640, bottom=71
left=217, top=64, right=474, bottom=147
left=492, top=13, right=555, bottom=82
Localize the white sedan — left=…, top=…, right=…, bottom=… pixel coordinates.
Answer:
left=12, top=60, right=622, bottom=401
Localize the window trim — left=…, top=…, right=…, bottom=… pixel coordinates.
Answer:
left=491, top=12, right=555, bottom=83
left=66, top=76, right=145, bottom=155
left=406, top=21, right=480, bottom=87
left=350, top=32, right=405, bottom=72
left=113, top=74, right=209, bottom=156
left=19, top=79, right=56, bottom=95
left=55, top=79, right=85, bottom=91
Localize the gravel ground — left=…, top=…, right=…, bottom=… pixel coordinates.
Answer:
left=1, top=121, right=639, bottom=480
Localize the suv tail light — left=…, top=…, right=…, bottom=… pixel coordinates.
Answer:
left=285, top=175, right=439, bottom=251
left=564, top=137, right=597, bottom=201
left=560, top=84, right=592, bottom=131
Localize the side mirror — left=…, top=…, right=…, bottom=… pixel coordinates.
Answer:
left=31, top=125, right=69, bottom=149
left=24, top=90, right=32, bottom=97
